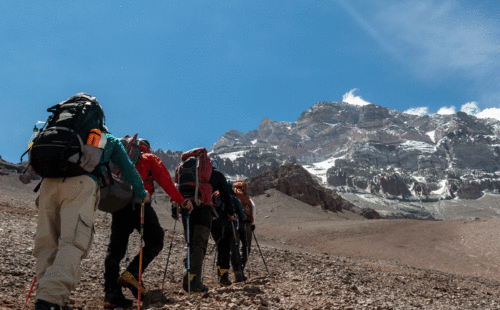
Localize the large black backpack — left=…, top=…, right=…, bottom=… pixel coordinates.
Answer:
left=25, top=93, right=106, bottom=178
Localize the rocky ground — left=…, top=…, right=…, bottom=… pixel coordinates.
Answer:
left=1, top=171, right=500, bottom=309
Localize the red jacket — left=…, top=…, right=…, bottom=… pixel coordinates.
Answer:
left=135, top=152, right=185, bottom=205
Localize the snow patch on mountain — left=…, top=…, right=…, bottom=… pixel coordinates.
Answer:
left=217, top=150, right=247, bottom=160
left=431, top=179, right=448, bottom=196
left=426, top=130, right=436, bottom=143
left=303, top=155, right=346, bottom=184
left=400, top=140, right=437, bottom=153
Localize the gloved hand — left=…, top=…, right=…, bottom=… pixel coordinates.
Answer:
left=251, top=224, right=255, bottom=231
left=229, top=215, right=236, bottom=221
left=142, top=192, right=151, bottom=204
left=181, top=199, right=194, bottom=213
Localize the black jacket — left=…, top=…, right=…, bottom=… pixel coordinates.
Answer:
left=173, top=168, right=235, bottom=218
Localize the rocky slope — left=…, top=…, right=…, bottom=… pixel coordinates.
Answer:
left=2, top=200, right=500, bottom=310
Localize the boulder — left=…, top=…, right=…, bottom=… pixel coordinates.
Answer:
left=247, top=163, right=354, bottom=212
left=19, top=173, right=31, bottom=184
left=413, top=182, right=431, bottom=197
left=457, top=182, right=482, bottom=199
left=379, top=174, right=411, bottom=198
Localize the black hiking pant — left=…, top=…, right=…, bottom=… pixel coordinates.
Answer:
left=181, top=204, right=212, bottom=277
left=103, top=202, right=164, bottom=292
left=239, top=221, right=252, bottom=268
left=211, top=223, right=242, bottom=271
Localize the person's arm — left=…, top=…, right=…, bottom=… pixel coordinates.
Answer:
left=213, top=170, right=235, bottom=216
left=149, top=154, right=185, bottom=205
left=251, top=198, right=256, bottom=227
left=110, top=136, right=147, bottom=201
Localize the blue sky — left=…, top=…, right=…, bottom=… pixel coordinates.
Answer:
left=1, top=0, right=499, bottom=163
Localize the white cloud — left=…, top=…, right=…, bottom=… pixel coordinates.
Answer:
left=431, top=102, right=500, bottom=121
left=460, top=102, right=480, bottom=115
left=342, top=89, right=372, bottom=106
left=404, top=107, right=428, bottom=116
left=437, top=106, right=456, bottom=115
left=476, top=108, right=500, bottom=121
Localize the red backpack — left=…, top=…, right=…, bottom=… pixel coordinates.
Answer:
left=175, top=147, right=213, bottom=206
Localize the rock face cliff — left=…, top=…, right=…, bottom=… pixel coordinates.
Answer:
left=208, top=101, right=500, bottom=199
left=150, top=101, right=500, bottom=200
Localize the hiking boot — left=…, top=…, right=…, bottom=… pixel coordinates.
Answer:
left=104, top=289, right=133, bottom=309
left=182, top=273, right=208, bottom=293
left=117, top=271, right=148, bottom=299
left=34, top=300, right=73, bottom=310
left=234, top=270, right=247, bottom=283
left=217, top=266, right=232, bottom=287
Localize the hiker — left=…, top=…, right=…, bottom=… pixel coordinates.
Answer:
left=103, top=138, right=193, bottom=308
left=211, top=190, right=247, bottom=286
left=27, top=93, right=148, bottom=310
left=232, top=180, right=256, bottom=270
left=230, top=194, right=249, bottom=282
left=172, top=148, right=235, bottom=293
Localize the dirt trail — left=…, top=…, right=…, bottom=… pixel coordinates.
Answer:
left=251, top=189, right=500, bottom=282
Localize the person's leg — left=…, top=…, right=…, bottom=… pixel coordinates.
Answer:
left=33, top=179, right=60, bottom=288
left=183, top=205, right=211, bottom=292
left=246, top=222, right=253, bottom=253
left=216, top=226, right=233, bottom=286
left=103, top=202, right=134, bottom=307
left=36, top=175, right=98, bottom=307
left=126, top=203, right=164, bottom=278
left=238, top=223, right=249, bottom=268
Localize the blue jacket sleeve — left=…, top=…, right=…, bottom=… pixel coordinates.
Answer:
left=109, top=135, right=147, bottom=200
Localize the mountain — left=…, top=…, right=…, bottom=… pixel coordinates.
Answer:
left=208, top=101, right=500, bottom=200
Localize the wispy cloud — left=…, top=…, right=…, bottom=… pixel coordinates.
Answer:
left=373, top=1, right=500, bottom=76
left=342, top=1, right=500, bottom=105
left=342, top=89, right=372, bottom=106
left=404, top=107, right=428, bottom=116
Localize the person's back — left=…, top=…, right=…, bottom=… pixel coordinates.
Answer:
left=174, top=149, right=235, bottom=293
left=32, top=93, right=147, bottom=310
left=103, top=138, right=191, bottom=308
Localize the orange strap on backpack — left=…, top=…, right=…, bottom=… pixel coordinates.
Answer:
left=86, top=129, right=102, bottom=147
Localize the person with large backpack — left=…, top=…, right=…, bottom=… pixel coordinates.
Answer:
left=171, top=148, right=235, bottom=293
left=26, top=93, right=148, bottom=310
left=103, top=138, right=193, bottom=308
left=211, top=191, right=247, bottom=287
left=232, top=180, right=256, bottom=270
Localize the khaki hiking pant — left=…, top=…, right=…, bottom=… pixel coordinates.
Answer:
left=33, top=175, right=99, bottom=306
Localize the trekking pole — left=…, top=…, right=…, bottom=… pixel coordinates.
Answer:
left=138, top=202, right=145, bottom=310
left=186, top=214, right=191, bottom=296
left=22, top=276, right=36, bottom=310
left=125, top=243, right=130, bottom=264
left=252, top=231, right=270, bottom=277
left=161, top=220, right=177, bottom=290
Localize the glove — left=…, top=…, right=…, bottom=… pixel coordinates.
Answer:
left=171, top=203, right=178, bottom=220
left=251, top=224, right=255, bottom=232
left=229, top=215, right=236, bottom=221
left=142, top=192, right=151, bottom=204
left=181, top=199, right=194, bottom=213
